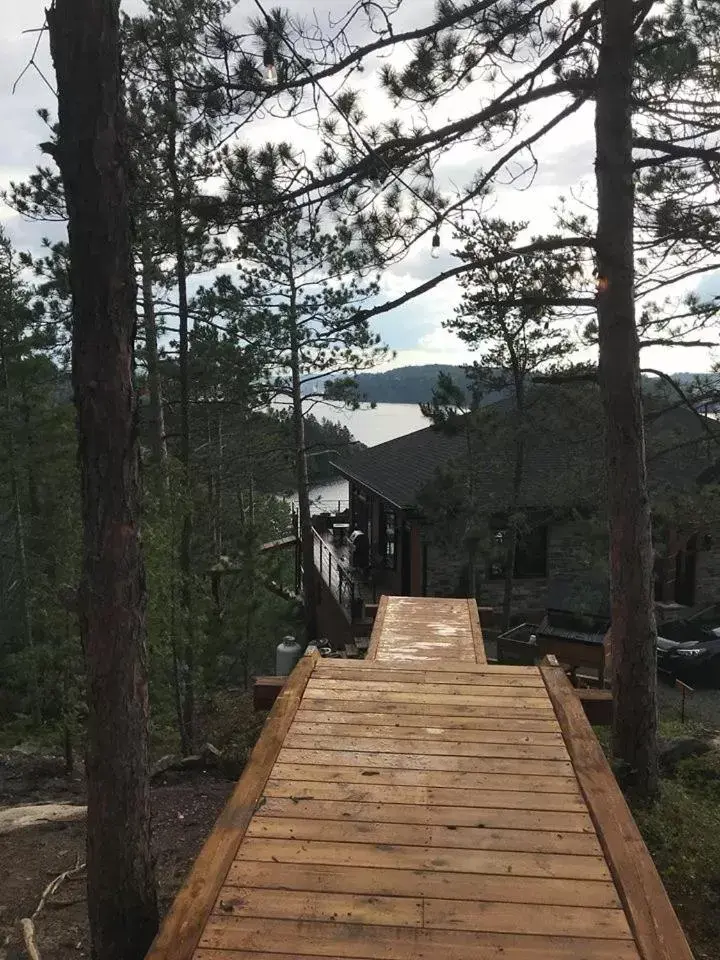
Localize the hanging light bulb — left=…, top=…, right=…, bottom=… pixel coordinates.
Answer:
left=431, top=230, right=441, bottom=259
left=263, top=46, right=278, bottom=85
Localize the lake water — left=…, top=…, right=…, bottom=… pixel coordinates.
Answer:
left=298, top=403, right=428, bottom=514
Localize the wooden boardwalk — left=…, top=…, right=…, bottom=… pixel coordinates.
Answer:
left=367, top=596, right=487, bottom=663
left=147, top=598, right=693, bottom=960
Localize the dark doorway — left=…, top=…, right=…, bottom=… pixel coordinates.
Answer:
left=401, top=525, right=411, bottom=595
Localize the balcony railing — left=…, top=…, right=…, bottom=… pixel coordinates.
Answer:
left=312, top=528, right=358, bottom=621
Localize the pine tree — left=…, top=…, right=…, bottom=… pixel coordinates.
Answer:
left=47, top=1, right=159, bottom=955
left=447, top=217, right=579, bottom=627
left=198, top=143, right=386, bottom=638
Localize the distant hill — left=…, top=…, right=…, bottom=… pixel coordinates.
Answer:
left=353, top=364, right=470, bottom=404
left=325, top=365, right=716, bottom=407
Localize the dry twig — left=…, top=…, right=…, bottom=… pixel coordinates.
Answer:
left=19, top=857, right=86, bottom=960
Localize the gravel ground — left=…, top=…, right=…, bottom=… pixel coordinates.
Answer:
left=657, top=675, right=720, bottom=730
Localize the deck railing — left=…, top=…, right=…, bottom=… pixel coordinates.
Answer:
left=312, top=528, right=357, bottom=620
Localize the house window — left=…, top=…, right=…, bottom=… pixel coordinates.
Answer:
left=488, top=524, right=548, bottom=580
left=381, top=507, right=397, bottom=569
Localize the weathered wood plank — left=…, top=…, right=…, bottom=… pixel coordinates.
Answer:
left=298, top=698, right=557, bottom=719
left=223, top=860, right=622, bottom=907
left=303, top=687, right=554, bottom=709
left=276, top=748, right=574, bottom=777
left=144, top=653, right=318, bottom=960
left=284, top=733, right=570, bottom=760
left=313, top=663, right=545, bottom=687
left=263, top=778, right=588, bottom=811
left=541, top=661, right=694, bottom=960
left=289, top=720, right=564, bottom=744
left=245, top=815, right=602, bottom=856
left=211, top=888, right=629, bottom=940
left=467, top=597, right=488, bottom=664
left=295, top=707, right=562, bottom=731
left=235, top=837, right=612, bottom=880
left=307, top=678, right=544, bottom=698
left=422, top=898, right=632, bottom=939
left=213, top=888, right=423, bottom=927
left=271, top=763, right=582, bottom=793
left=253, top=796, right=595, bottom=833
left=365, top=594, right=388, bottom=661
left=317, top=658, right=541, bottom=675
left=197, top=917, right=640, bottom=959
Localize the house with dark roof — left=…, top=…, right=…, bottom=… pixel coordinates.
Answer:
left=330, top=389, right=720, bottom=618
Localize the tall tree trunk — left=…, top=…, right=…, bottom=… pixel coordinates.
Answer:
left=0, top=337, right=40, bottom=727
left=595, top=0, right=658, bottom=798
left=464, top=423, right=477, bottom=599
left=139, top=236, right=168, bottom=476
left=502, top=378, right=525, bottom=632
left=48, top=1, right=159, bottom=957
left=166, top=78, right=194, bottom=754
left=289, top=320, right=317, bottom=640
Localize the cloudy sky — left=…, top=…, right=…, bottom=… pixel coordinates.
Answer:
left=0, top=0, right=716, bottom=373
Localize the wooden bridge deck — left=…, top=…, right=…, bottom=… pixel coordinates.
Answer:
left=367, top=596, right=487, bottom=663
left=147, top=599, right=693, bottom=960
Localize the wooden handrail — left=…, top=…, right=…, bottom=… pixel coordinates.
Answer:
left=145, top=652, right=318, bottom=960
left=541, top=657, right=694, bottom=960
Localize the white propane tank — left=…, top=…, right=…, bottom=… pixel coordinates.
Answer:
left=276, top=635, right=302, bottom=676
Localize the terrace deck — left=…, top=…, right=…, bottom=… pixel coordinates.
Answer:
left=146, top=598, right=693, bottom=960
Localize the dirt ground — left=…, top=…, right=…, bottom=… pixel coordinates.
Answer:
left=0, top=752, right=233, bottom=960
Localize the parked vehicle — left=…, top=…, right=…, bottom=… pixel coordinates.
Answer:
left=657, top=604, right=720, bottom=687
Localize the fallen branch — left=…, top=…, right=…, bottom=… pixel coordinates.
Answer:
left=20, top=857, right=86, bottom=960
left=0, top=803, right=86, bottom=835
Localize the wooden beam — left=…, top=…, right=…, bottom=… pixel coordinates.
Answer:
left=365, top=594, right=388, bottom=661
left=144, top=651, right=318, bottom=960
left=576, top=689, right=613, bottom=726
left=253, top=676, right=286, bottom=711
left=467, top=599, right=487, bottom=664
left=540, top=659, right=694, bottom=960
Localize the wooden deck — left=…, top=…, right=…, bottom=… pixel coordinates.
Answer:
left=146, top=598, right=693, bottom=960
left=367, top=596, right=486, bottom=663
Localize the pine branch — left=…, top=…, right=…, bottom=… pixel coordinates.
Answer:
left=353, top=237, right=595, bottom=324
left=633, top=136, right=720, bottom=168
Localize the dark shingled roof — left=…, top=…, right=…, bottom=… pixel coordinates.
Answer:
left=331, top=396, right=720, bottom=512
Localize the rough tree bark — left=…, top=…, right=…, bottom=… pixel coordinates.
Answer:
left=595, top=0, right=658, bottom=798
left=289, top=313, right=318, bottom=641
left=48, top=1, right=159, bottom=956
left=501, top=369, right=525, bottom=632
left=0, top=332, right=40, bottom=727
left=139, top=236, right=168, bottom=475
left=166, top=74, right=195, bottom=754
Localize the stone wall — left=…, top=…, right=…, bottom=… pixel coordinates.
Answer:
left=424, top=519, right=607, bottom=619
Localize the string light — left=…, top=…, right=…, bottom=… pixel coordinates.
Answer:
left=263, top=47, right=278, bottom=84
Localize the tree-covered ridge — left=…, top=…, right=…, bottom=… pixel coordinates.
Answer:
left=350, top=364, right=470, bottom=403
left=348, top=364, right=714, bottom=406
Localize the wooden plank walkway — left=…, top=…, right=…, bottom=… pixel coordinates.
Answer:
left=146, top=599, right=693, bottom=960
left=367, top=596, right=486, bottom=663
